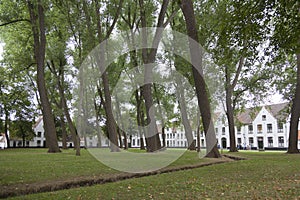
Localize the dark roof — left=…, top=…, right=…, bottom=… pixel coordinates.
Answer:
left=237, top=102, right=289, bottom=124
left=265, top=102, right=289, bottom=121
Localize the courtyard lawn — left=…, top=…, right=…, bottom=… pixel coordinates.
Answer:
left=6, top=151, right=300, bottom=200
left=0, top=148, right=212, bottom=187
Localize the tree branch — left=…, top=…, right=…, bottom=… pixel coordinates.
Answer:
left=163, top=7, right=179, bottom=28
left=231, top=56, right=245, bottom=89
left=105, top=0, right=124, bottom=40
left=0, top=19, right=30, bottom=27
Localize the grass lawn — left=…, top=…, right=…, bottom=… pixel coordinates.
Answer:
left=0, top=148, right=210, bottom=186
left=1, top=149, right=300, bottom=199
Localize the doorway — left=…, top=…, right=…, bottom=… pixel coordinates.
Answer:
left=257, top=137, right=264, bottom=150
left=221, top=138, right=227, bottom=149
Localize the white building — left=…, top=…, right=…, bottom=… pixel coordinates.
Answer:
left=0, top=133, right=8, bottom=149
left=9, top=116, right=46, bottom=147
left=7, top=103, right=300, bottom=150
left=206, top=103, right=300, bottom=150
left=111, top=103, right=300, bottom=150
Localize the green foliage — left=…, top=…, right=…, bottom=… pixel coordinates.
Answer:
left=9, top=119, right=35, bottom=140
left=270, top=0, right=300, bottom=102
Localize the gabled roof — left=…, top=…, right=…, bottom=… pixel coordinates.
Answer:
left=213, top=112, right=222, bottom=121
left=265, top=102, right=289, bottom=121
left=236, top=102, right=289, bottom=124
left=32, top=116, right=43, bottom=129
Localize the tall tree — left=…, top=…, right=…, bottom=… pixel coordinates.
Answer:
left=271, top=0, right=300, bottom=153
left=195, top=0, right=272, bottom=152
left=138, top=0, right=172, bottom=152
left=180, top=0, right=221, bottom=158
left=27, top=0, right=60, bottom=152
left=95, top=0, right=124, bottom=152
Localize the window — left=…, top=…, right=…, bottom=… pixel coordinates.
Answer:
left=137, top=139, right=140, bottom=146
left=268, top=137, right=273, bottom=147
left=267, top=124, right=273, bottom=133
left=249, top=137, right=254, bottom=146
left=262, top=115, right=266, bottom=121
left=257, top=124, right=262, bottom=133
left=132, top=139, right=135, bottom=146
left=201, top=139, right=205, bottom=147
left=222, top=127, right=225, bottom=135
left=237, top=138, right=242, bottom=144
left=237, top=126, right=241, bottom=134
left=278, top=137, right=284, bottom=147
left=37, top=131, right=42, bottom=137
left=37, top=140, right=41, bottom=147
left=277, top=123, right=283, bottom=133
left=248, top=124, right=253, bottom=134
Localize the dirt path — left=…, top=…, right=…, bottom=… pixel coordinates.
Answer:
left=0, top=155, right=245, bottom=199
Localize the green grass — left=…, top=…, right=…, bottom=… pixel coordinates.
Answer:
left=0, top=148, right=118, bottom=186
left=0, top=148, right=206, bottom=186
left=6, top=151, right=300, bottom=200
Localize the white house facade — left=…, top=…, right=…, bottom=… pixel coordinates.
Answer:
left=6, top=103, right=300, bottom=150
left=0, top=133, right=8, bottom=149
left=207, top=103, right=300, bottom=150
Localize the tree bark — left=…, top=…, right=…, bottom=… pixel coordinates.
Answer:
left=225, top=66, right=237, bottom=152
left=139, top=0, right=169, bottom=152
left=180, top=0, right=221, bottom=158
left=4, top=109, right=10, bottom=148
left=95, top=0, right=123, bottom=152
left=224, top=57, right=244, bottom=152
left=175, top=76, right=196, bottom=150
left=60, top=115, right=68, bottom=149
left=28, top=0, right=60, bottom=153
left=287, top=53, right=300, bottom=153
left=153, top=84, right=167, bottom=148
left=58, top=78, right=80, bottom=155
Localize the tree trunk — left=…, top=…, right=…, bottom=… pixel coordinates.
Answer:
left=225, top=66, right=237, bottom=152
left=287, top=53, right=300, bottom=153
left=136, top=90, right=146, bottom=150
left=175, top=77, right=196, bottom=150
left=28, top=0, right=60, bottom=153
left=4, top=109, right=10, bottom=148
left=180, top=0, right=221, bottom=158
left=95, top=0, right=120, bottom=152
left=139, top=0, right=169, bottom=152
left=140, top=110, right=147, bottom=150
left=94, top=98, right=102, bottom=148
left=115, top=95, right=128, bottom=149
left=54, top=60, right=80, bottom=155
left=153, top=84, right=166, bottom=148
left=60, top=115, right=68, bottom=149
